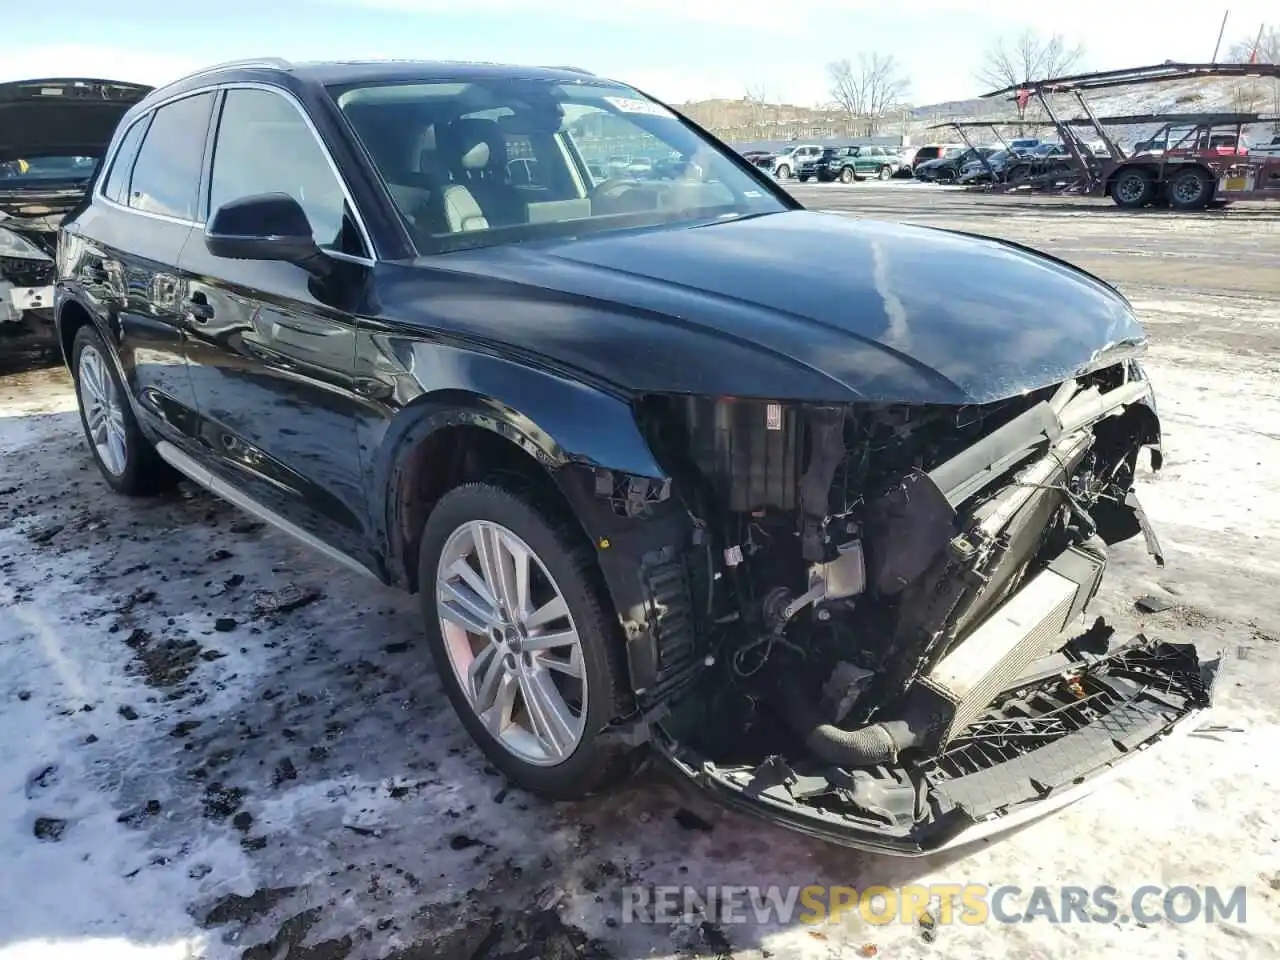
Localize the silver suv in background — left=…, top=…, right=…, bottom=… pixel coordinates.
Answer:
left=766, top=144, right=823, bottom=179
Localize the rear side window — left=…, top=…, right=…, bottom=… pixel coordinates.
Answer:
left=128, top=92, right=215, bottom=221
left=208, top=88, right=356, bottom=253
left=101, top=115, right=152, bottom=204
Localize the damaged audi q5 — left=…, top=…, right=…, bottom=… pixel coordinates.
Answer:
left=56, top=59, right=1218, bottom=855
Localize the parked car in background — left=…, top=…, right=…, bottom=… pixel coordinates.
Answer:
left=1, top=78, right=151, bottom=338
left=793, top=145, right=844, bottom=183
left=910, top=143, right=964, bottom=170
left=55, top=57, right=1204, bottom=856
left=915, top=146, right=995, bottom=183
left=766, top=144, right=823, bottom=179
left=822, top=144, right=901, bottom=182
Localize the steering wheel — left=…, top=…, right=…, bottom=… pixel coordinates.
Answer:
left=589, top=177, right=643, bottom=199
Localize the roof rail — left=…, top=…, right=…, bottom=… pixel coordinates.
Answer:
left=544, top=65, right=596, bottom=76
left=169, top=57, right=293, bottom=86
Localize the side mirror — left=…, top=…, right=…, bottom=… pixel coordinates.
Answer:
left=205, top=193, right=328, bottom=276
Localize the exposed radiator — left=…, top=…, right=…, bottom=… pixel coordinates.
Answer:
left=916, top=543, right=1106, bottom=743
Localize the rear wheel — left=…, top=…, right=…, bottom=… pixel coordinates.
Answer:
left=418, top=482, right=637, bottom=799
left=1111, top=168, right=1156, bottom=208
left=839, top=166, right=855, bottom=184
left=878, top=165, right=893, bottom=181
left=71, top=325, right=177, bottom=496
left=1166, top=168, right=1214, bottom=210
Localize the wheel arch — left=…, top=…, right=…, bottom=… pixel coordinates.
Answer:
left=375, top=377, right=691, bottom=703
left=369, top=368, right=672, bottom=594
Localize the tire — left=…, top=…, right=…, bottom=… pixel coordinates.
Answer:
left=1166, top=168, right=1214, bottom=210
left=839, top=166, right=855, bottom=184
left=417, top=482, right=637, bottom=800
left=70, top=324, right=178, bottom=496
left=775, top=164, right=791, bottom=180
left=877, top=165, right=893, bottom=181
left=1111, top=168, right=1156, bottom=208
left=797, top=175, right=809, bottom=183
left=1007, top=164, right=1032, bottom=187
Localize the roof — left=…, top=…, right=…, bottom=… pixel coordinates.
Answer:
left=983, top=61, right=1280, bottom=97
left=162, top=57, right=604, bottom=89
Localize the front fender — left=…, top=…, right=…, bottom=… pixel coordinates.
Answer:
left=359, top=338, right=698, bottom=701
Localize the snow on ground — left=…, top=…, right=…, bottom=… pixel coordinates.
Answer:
left=1, top=196, right=1279, bottom=960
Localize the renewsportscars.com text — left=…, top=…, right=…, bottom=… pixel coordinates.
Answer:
left=621, top=884, right=1249, bottom=927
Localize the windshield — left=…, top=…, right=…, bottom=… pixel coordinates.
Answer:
left=332, top=77, right=785, bottom=252
left=0, top=155, right=98, bottom=183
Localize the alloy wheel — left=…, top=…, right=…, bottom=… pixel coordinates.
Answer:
left=435, top=519, right=587, bottom=766
left=77, top=345, right=128, bottom=477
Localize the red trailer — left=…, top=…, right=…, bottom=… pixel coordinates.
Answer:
left=981, top=61, right=1280, bottom=210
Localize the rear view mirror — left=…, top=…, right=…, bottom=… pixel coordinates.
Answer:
left=205, top=193, right=328, bottom=275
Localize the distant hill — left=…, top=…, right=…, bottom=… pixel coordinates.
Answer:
left=676, top=75, right=1279, bottom=148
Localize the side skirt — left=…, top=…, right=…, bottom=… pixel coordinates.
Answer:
left=155, top=440, right=379, bottom=581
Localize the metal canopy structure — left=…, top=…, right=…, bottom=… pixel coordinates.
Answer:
left=982, top=61, right=1280, bottom=97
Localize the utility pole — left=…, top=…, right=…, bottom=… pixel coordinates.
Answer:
left=1211, top=9, right=1229, bottom=61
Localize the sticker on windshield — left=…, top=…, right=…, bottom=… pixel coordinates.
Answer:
left=743, top=190, right=763, bottom=198
left=604, top=96, right=673, bottom=118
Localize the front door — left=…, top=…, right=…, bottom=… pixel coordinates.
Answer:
left=178, top=86, right=378, bottom=568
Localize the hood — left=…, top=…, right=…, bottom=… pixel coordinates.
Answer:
left=403, top=211, right=1145, bottom=405
left=0, top=78, right=152, bottom=164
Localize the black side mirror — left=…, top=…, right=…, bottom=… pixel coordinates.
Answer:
left=205, top=193, right=329, bottom=276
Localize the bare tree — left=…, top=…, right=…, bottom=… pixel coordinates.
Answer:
left=1228, top=26, right=1279, bottom=64
left=976, top=30, right=1085, bottom=126
left=743, top=81, right=772, bottom=138
left=827, top=53, right=910, bottom=136
left=1227, top=27, right=1279, bottom=130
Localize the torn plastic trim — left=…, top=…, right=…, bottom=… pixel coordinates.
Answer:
left=653, top=638, right=1220, bottom=856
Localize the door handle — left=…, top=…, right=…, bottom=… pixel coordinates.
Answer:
left=182, top=296, right=215, bottom=323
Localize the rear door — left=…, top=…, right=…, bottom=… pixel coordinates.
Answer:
left=178, top=85, right=378, bottom=566
left=62, top=91, right=216, bottom=440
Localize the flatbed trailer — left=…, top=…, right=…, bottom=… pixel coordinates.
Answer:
left=980, top=61, right=1280, bottom=209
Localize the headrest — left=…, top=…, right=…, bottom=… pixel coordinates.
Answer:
left=440, top=117, right=505, bottom=174
left=460, top=140, right=490, bottom=171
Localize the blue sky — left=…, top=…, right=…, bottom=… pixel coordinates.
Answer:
left=6, top=0, right=1273, bottom=106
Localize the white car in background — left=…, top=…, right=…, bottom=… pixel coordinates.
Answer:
left=766, top=144, right=823, bottom=180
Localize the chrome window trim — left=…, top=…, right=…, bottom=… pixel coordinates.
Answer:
left=94, top=79, right=378, bottom=265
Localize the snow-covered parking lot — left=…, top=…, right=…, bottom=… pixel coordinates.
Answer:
left=2, top=189, right=1279, bottom=960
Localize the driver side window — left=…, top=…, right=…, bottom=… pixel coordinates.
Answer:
left=208, top=88, right=363, bottom=255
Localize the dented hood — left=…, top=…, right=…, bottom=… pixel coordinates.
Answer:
left=0, top=78, right=152, bottom=163
left=419, top=210, right=1146, bottom=405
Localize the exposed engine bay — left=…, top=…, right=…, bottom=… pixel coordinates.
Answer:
left=632, top=361, right=1216, bottom=852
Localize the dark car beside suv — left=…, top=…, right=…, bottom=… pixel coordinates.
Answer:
left=1, top=78, right=151, bottom=350
left=54, top=57, right=1212, bottom=856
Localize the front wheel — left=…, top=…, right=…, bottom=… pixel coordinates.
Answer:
left=839, top=166, right=855, bottom=184
left=1111, top=168, right=1155, bottom=208
left=71, top=325, right=178, bottom=495
left=797, top=175, right=810, bottom=183
left=775, top=164, right=791, bottom=180
left=878, top=165, right=893, bottom=181
left=418, top=483, right=637, bottom=799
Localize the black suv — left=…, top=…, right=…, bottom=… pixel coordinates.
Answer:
left=56, top=58, right=1214, bottom=855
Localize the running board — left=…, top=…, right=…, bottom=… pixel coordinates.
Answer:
left=154, top=440, right=378, bottom=580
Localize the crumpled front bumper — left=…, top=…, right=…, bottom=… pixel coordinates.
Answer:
left=657, top=638, right=1223, bottom=857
